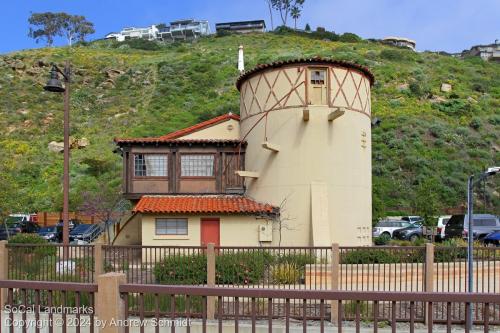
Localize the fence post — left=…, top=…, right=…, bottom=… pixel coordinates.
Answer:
left=96, top=272, right=126, bottom=333
left=207, top=243, right=216, bottom=320
left=94, top=243, right=104, bottom=278
left=424, top=243, right=434, bottom=325
left=0, top=241, right=7, bottom=307
left=330, top=243, right=340, bottom=323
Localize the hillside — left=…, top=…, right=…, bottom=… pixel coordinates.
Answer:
left=0, top=32, right=498, bottom=218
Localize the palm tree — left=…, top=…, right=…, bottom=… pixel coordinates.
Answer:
left=265, top=0, right=274, bottom=30
left=291, top=6, right=301, bottom=30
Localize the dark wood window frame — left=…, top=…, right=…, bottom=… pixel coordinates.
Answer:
left=179, top=152, right=217, bottom=179
left=133, top=153, right=169, bottom=179
left=155, top=218, right=188, bottom=235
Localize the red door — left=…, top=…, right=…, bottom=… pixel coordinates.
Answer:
left=200, top=218, right=220, bottom=247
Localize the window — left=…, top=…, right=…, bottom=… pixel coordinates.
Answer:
left=474, top=219, right=497, bottom=227
left=311, top=69, right=326, bottom=85
left=156, top=218, right=188, bottom=235
left=181, top=154, right=215, bottom=177
left=134, top=154, right=168, bottom=177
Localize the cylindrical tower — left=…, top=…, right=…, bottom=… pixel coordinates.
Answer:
left=236, top=58, right=374, bottom=246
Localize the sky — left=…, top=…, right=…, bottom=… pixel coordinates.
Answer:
left=0, top=0, right=499, bottom=54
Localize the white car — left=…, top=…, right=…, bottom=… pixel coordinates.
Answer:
left=373, top=220, right=412, bottom=238
left=437, top=215, right=451, bottom=240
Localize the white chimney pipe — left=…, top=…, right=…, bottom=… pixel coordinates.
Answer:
left=238, top=45, right=245, bottom=73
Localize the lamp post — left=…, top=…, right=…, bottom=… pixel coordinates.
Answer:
left=466, top=166, right=499, bottom=329
left=44, top=61, right=71, bottom=253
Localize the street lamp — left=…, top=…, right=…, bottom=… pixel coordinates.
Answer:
left=466, top=166, right=499, bottom=328
left=44, top=61, right=71, bottom=252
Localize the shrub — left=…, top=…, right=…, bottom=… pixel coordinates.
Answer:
left=271, top=263, right=301, bottom=284
left=274, top=253, right=316, bottom=268
left=154, top=252, right=273, bottom=285
left=432, top=99, right=470, bottom=116
left=8, top=233, right=56, bottom=257
left=487, top=115, right=500, bottom=125
left=409, top=80, right=430, bottom=98
left=154, top=254, right=207, bottom=285
left=374, top=234, right=391, bottom=245
left=469, top=117, right=482, bottom=130
left=380, top=49, right=409, bottom=61
left=114, top=39, right=160, bottom=51
left=215, top=252, right=272, bottom=285
left=216, top=30, right=232, bottom=37
left=341, top=249, right=424, bottom=264
left=339, top=33, right=361, bottom=43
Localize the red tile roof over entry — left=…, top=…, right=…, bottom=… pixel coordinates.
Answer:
left=134, top=195, right=277, bottom=215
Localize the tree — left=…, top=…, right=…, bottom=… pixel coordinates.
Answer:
left=28, top=12, right=61, bottom=46
left=78, top=184, right=131, bottom=245
left=290, top=6, right=301, bottom=30
left=265, top=0, right=274, bottom=30
left=305, top=23, right=311, bottom=32
left=60, top=14, right=95, bottom=46
left=270, top=0, right=305, bottom=27
left=414, top=178, right=442, bottom=227
left=28, top=12, right=95, bottom=46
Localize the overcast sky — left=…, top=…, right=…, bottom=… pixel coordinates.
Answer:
left=1, top=0, right=499, bottom=54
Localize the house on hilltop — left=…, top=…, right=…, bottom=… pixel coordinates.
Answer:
left=113, top=58, right=374, bottom=248
left=215, top=20, right=266, bottom=34
left=105, top=19, right=210, bottom=42
left=462, top=40, right=500, bottom=61
left=382, top=36, right=416, bottom=51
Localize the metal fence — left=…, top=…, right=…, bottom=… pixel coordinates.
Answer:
left=339, top=246, right=427, bottom=322
left=4, top=243, right=500, bottom=324
left=0, top=280, right=97, bottom=333
left=119, top=284, right=500, bottom=332
left=7, top=244, right=94, bottom=283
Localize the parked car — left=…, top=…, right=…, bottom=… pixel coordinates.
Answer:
left=392, top=223, right=423, bottom=242
left=0, top=221, right=40, bottom=240
left=372, top=220, right=412, bottom=238
left=444, top=214, right=500, bottom=240
left=401, top=216, right=424, bottom=224
left=70, top=224, right=103, bottom=243
left=56, top=219, right=81, bottom=230
left=38, top=226, right=62, bottom=242
left=436, top=215, right=451, bottom=241
left=483, top=231, right=500, bottom=246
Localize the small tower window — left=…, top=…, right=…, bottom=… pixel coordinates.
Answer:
left=311, top=70, right=326, bottom=85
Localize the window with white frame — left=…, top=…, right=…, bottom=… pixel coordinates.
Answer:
left=181, top=154, right=215, bottom=177
left=134, top=154, right=168, bottom=177
left=155, top=218, right=188, bottom=235
left=311, top=69, right=326, bottom=85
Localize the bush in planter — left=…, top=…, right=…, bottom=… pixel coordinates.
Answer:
left=8, top=233, right=57, bottom=257
left=374, top=234, right=391, bottom=245
left=215, top=252, right=271, bottom=285
left=8, top=233, right=57, bottom=279
left=154, top=254, right=207, bottom=285
left=274, top=253, right=316, bottom=267
left=271, top=263, right=300, bottom=284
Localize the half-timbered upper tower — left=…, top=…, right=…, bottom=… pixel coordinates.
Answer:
left=236, top=57, right=374, bottom=246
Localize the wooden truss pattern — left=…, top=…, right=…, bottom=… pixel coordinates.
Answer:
left=240, top=65, right=371, bottom=119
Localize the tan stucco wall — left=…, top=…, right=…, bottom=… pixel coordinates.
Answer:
left=239, top=64, right=372, bottom=246
left=113, top=213, right=142, bottom=245
left=180, top=119, right=240, bottom=140
left=140, top=214, right=268, bottom=247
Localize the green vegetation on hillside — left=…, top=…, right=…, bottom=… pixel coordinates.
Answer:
left=0, top=32, right=498, bottom=218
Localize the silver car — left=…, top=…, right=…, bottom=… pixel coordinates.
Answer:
left=373, top=220, right=412, bottom=238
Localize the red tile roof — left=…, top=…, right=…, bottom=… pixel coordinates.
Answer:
left=114, top=113, right=241, bottom=145
left=134, top=195, right=277, bottom=215
left=114, top=138, right=244, bottom=145
left=236, top=57, right=375, bottom=90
